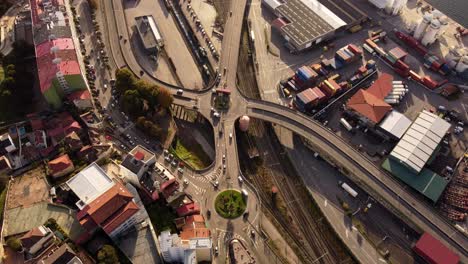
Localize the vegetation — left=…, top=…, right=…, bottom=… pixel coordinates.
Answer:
left=0, top=187, right=7, bottom=223
left=215, top=190, right=247, bottom=219
left=0, top=65, right=4, bottom=82
left=146, top=201, right=177, bottom=235
left=0, top=42, right=36, bottom=121
left=44, top=218, right=69, bottom=241
left=87, top=0, right=98, bottom=10
left=6, top=237, right=22, bottom=252
left=97, top=245, right=119, bottom=264
left=171, top=138, right=210, bottom=170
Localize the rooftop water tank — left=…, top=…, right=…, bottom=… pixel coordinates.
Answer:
left=421, top=19, right=441, bottom=46
left=413, top=13, right=433, bottom=40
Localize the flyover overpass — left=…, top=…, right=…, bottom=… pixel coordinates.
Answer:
left=245, top=99, right=468, bottom=260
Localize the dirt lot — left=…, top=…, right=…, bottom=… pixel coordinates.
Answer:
left=6, top=166, right=50, bottom=210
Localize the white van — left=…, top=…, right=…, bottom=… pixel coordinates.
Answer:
left=241, top=189, right=248, bottom=197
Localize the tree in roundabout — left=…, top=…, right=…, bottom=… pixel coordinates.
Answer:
left=214, top=190, right=247, bottom=219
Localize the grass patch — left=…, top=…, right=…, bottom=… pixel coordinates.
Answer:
left=146, top=201, right=178, bottom=235
left=215, top=190, right=246, bottom=219
left=171, top=138, right=210, bottom=170
left=0, top=187, right=7, bottom=222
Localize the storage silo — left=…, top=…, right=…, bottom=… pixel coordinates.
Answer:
left=421, top=19, right=441, bottom=46
left=431, top=10, right=443, bottom=19
left=455, top=55, right=468, bottom=73
left=413, top=13, right=433, bottom=40
left=391, top=0, right=407, bottom=15
left=436, top=16, right=449, bottom=38
left=445, top=47, right=464, bottom=68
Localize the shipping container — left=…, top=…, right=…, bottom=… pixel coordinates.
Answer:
left=394, top=66, right=410, bottom=77
left=394, top=60, right=410, bottom=71
left=422, top=76, right=437, bottom=89
left=366, top=60, right=377, bottom=69
left=409, top=70, right=422, bottom=81
left=340, top=182, right=358, bottom=197
left=348, top=44, right=362, bottom=55
left=363, top=43, right=375, bottom=55
left=339, top=118, right=354, bottom=132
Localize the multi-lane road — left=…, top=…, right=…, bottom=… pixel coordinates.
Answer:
left=98, top=0, right=468, bottom=261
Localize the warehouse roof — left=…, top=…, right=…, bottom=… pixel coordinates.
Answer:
left=379, top=110, right=412, bottom=139
left=382, top=158, right=448, bottom=202
left=389, top=110, right=451, bottom=173
left=276, top=0, right=346, bottom=46
left=413, top=233, right=459, bottom=264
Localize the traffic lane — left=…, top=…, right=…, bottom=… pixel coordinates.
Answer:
left=245, top=106, right=468, bottom=259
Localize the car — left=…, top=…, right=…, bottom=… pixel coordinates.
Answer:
left=178, top=167, right=184, bottom=174
left=169, top=154, right=174, bottom=160
left=223, top=164, right=226, bottom=172
left=103, top=84, right=108, bottom=90
left=213, top=112, right=220, bottom=118
left=176, top=89, right=183, bottom=95
left=243, top=211, right=249, bottom=218
left=222, top=154, right=226, bottom=162
left=242, top=189, right=248, bottom=197
left=214, top=181, right=219, bottom=188
left=171, top=160, right=178, bottom=167
left=163, top=150, right=169, bottom=156
left=165, top=156, right=171, bottom=162
left=183, top=179, right=189, bottom=185
left=214, top=246, right=218, bottom=256
left=238, top=175, right=243, bottom=183
left=250, top=230, right=255, bottom=238
left=229, top=133, right=233, bottom=140
left=207, top=210, right=211, bottom=219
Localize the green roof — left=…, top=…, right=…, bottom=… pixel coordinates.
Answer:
left=382, top=158, right=448, bottom=203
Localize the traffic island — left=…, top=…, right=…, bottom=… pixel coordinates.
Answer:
left=214, top=190, right=246, bottom=219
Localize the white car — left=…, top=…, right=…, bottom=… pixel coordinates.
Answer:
left=238, top=175, right=243, bottom=183
left=213, top=112, right=220, bottom=118
left=183, top=179, right=189, bottom=185
left=229, top=133, right=233, bottom=140
left=222, top=154, right=226, bottom=163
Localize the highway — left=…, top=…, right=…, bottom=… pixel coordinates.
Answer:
left=98, top=0, right=468, bottom=261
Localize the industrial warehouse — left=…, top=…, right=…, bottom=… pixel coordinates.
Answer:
left=262, top=0, right=366, bottom=52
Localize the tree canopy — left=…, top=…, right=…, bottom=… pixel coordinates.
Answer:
left=97, top=245, right=119, bottom=264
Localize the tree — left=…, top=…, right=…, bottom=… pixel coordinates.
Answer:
left=157, top=87, right=173, bottom=109
left=121, top=89, right=143, bottom=116
left=115, top=68, right=135, bottom=93
left=6, top=237, right=22, bottom=252
left=87, top=0, right=98, bottom=10
left=97, top=245, right=119, bottom=264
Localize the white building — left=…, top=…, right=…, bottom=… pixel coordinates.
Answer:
left=159, top=230, right=212, bottom=264
left=389, top=110, right=451, bottom=173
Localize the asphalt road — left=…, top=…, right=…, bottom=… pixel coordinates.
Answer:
left=98, top=0, right=468, bottom=261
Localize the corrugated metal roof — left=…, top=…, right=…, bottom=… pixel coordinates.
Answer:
left=390, top=110, right=451, bottom=173
left=379, top=110, right=412, bottom=139
left=413, top=233, right=459, bottom=264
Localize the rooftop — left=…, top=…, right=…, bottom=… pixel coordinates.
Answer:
left=277, top=0, right=346, bottom=46
left=48, top=154, right=73, bottom=175
left=135, top=15, right=161, bottom=50
left=366, top=73, right=394, bottom=99
left=66, top=163, right=115, bottom=205
left=347, top=89, right=392, bottom=123
left=389, top=110, right=451, bottom=173
left=379, top=110, right=412, bottom=139
left=413, top=233, right=459, bottom=264
left=129, top=145, right=155, bottom=163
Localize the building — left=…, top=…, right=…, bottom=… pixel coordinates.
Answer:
left=413, top=233, right=459, bottom=264
left=64, top=131, right=83, bottom=152
left=135, top=15, right=163, bottom=53
left=30, top=0, right=86, bottom=108
left=19, top=225, right=83, bottom=264
left=14, top=9, right=34, bottom=46
left=0, top=132, right=16, bottom=156
left=159, top=214, right=212, bottom=264
left=389, top=110, right=451, bottom=174
left=120, top=145, right=156, bottom=182
left=67, top=90, right=92, bottom=110
left=346, top=73, right=394, bottom=125
left=0, top=156, right=12, bottom=174
left=67, top=163, right=140, bottom=239
left=264, top=0, right=366, bottom=52
left=378, top=110, right=412, bottom=139
left=80, top=111, right=102, bottom=130
left=48, top=154, right=74, bottom=178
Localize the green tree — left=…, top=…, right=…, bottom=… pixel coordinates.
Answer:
left=6, top=237, right=22, bottom=252
left=157, top=87, right=173, bottom=109
left=136, top=116, right=146, bottom=129
left=115, top=68, right=135, bottom=93
left=121, top=89, right=143, bottom=116
left=97, top=245, right=119, bottom=264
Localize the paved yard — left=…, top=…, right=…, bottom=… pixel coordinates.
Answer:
left=6, top=167, right=50, bottom=210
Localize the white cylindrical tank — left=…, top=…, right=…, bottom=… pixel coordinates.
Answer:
left=385, top=95, right=402, bottom=100
left=436, top=16, right=449, bottom=38
left=455, top=55, right=468, bottom=73
left=385, top=98, right=400, bottom=104
left=421, top=19, right=441, bottom=46
left=392, top=81, right=404, bottom=84
left=413, top=13, right=433, bottom=40
left=391, top=0, right=407, bottom=15
left=239, top=115, right=250, bottom=132
left=432, top=10, right=443, bottom=19
left=445, top=47, right=464, bottom=68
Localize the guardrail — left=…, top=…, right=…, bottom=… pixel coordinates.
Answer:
left=245, top=100, right=468, bottom=258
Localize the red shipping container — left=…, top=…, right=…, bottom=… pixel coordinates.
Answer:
left=358, top=66, right=367, bottom=74
left=409, top=70, right=422, bottom=82
left=348, top=44, right=362, bottom=55
left=431, top=60, right=442, bottom=71
left=394, top=67, right=409, bottom=77
left=422, top=76, right=437, bottom=89
left=394, top=60, right=410, bottom=71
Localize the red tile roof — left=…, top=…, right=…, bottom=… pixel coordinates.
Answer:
left=176, top=202, right=200, bottom=217
left=102, top=201, right=139, bottom=234
left=67, top=90, right=91, bottom=101
left=347, top=89, right=392, bottom=123
left=366, top=73, right=393, bottom=99
left=180, top=227, right=210, bottom=240
left=48, top=154, right=73, bottom=175
left=413, top=233, right=459, bottom=264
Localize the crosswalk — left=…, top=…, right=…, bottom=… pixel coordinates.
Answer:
left=188, top=181, right=206, bottom=196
